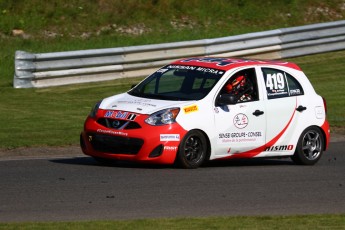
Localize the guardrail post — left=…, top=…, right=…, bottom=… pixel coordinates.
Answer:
left=14, top=51, right=36, bottom=88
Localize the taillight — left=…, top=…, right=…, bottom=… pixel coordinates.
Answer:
left=322, top=97, right=327, bottom=115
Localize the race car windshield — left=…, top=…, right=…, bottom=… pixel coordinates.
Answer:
left=128, top=65, right=224, bottom=101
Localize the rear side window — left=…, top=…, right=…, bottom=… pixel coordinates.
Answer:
left=262, top=68, right=304, bottom=99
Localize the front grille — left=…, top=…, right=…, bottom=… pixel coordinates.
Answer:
left=97, top=118, right=141, bottom=130
left=89, top=133, right=144, bottom=155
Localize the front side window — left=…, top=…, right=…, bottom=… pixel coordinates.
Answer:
left=128, top=65, right=225, bottom=101
left=219, top=68, right=259, bottom=103
left=262, top=68, right=304, bottom=99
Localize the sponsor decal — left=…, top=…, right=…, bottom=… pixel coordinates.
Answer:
left=104, top=110, right=137, bottom=121
left=265, top=145, right=294, bottom=151
left=164, top=146, right=178, bottom=151
left=116, top=111, right=128, bottom=119
left=160, top=134, right=180, bottom=141
left=117, top=99, right=157, bottom=107
left=167, top=65, right=224, bottom=75
left=233, top=113, right=248, bottom=129
left=267, top=91, right=288, bottom=97
left=127, top=113, right=137, bottom=121
left=104, top=111, right=115, bottom=118
left=264, top=72, right=289, bottom=99
left=195, top=67, right=223, bottom=75
left=219, top=98, right=297, bottom=160
left=218, top=131, right=263, bottom=143
left=96, top=129, right=128, bottom=136
left=183, top=105, right=198, bottom=114
left=167, top=65, right=197, bottom=70
left=289, top=89, right=302, bottom=96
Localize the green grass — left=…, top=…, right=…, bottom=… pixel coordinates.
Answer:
left=1, top=215, right=345, bottom=229
left=1, top=0, right=344, bottom=39
left=0, top=77, right=144, bottom=148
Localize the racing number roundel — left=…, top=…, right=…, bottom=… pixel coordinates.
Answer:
left=233, top=113, right=248, bottom=129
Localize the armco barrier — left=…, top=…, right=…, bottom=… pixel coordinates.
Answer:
left=14, top=20, right=345, bottom=88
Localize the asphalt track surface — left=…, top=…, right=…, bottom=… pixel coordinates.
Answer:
left=0, top=141, right=344, bottom=222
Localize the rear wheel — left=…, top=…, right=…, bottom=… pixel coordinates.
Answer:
left=176, top=130, right=207, bottom=169
left=291, top=127, right=324, bottom=165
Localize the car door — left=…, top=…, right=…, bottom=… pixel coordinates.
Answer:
left=259, top=67, right=301, bottom=155
left=213, top=67, right=266, bottom=158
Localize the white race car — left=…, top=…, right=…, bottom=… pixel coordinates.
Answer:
left=80, top=57, right=330, bottom=168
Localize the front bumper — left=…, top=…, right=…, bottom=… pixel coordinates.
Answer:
left=80, top=113, right=187, bottom=165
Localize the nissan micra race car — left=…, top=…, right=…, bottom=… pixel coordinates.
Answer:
left=80, top=57, right=330, bottom=168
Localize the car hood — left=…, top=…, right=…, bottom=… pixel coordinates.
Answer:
left=99, top=93, right=194, bottom=114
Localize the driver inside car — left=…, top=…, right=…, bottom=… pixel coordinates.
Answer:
left=223, top=74, right=254, bottom=102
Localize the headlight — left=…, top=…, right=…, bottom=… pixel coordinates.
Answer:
left=145, top=108, right=180, bottom=126
left=89, top=100, right=102, bottom=118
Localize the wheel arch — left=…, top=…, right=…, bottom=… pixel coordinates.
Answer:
left=196, top=129, right=212, bottom=161
left=291, top=125, right=325, bottom=165
left=183, top=128, right=212, bottom=161
left=306, top=125, right=327, bottom=151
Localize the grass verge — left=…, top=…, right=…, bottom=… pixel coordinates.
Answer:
left=1, top=215, right=345, bottom=229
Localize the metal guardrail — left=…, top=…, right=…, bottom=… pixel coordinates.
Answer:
left=14, top=20, right=345, bottom=88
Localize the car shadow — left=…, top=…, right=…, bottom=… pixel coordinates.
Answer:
left=204, top=158, right=295, bottom=168
left=49, top=157, right=171, bottom=169
left=50, top=156, right=295, bottom=169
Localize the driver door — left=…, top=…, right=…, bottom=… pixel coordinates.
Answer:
left=213, top=67, right=266, bottom=158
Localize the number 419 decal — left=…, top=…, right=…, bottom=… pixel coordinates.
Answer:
left=265, top=73, right=286, bottom=90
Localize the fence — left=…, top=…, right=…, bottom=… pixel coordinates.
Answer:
left=14, top=20, right=345, bottom=88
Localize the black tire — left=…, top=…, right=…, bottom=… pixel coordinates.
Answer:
left=176, top=130, right=207, bottom=169
left=291, top=127, right=324, bottom=165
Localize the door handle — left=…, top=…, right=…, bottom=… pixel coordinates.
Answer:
left=296, top=105, right=307, bottom=112
left=253, top=110, right=264, bottom=116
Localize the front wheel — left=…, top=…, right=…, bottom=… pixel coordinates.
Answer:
left=291, top=127, right=324, bottom=165
left=175, top=130, right=207, bottom=169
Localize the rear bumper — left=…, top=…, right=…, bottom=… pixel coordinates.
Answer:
left=321, top=120, right=330, bottom=150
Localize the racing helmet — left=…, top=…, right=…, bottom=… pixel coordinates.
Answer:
left=224, top=75, right=248, bottom=94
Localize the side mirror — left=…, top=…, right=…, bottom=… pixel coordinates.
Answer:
left=217, top=94, right=237, bottom=106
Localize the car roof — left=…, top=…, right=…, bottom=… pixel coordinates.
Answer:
left=171, top=57, right=301, bottom=71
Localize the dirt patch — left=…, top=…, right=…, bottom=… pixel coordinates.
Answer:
left=330, top=132, right=345, bottom=143
left=0, top=145, right=83, bottom=160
